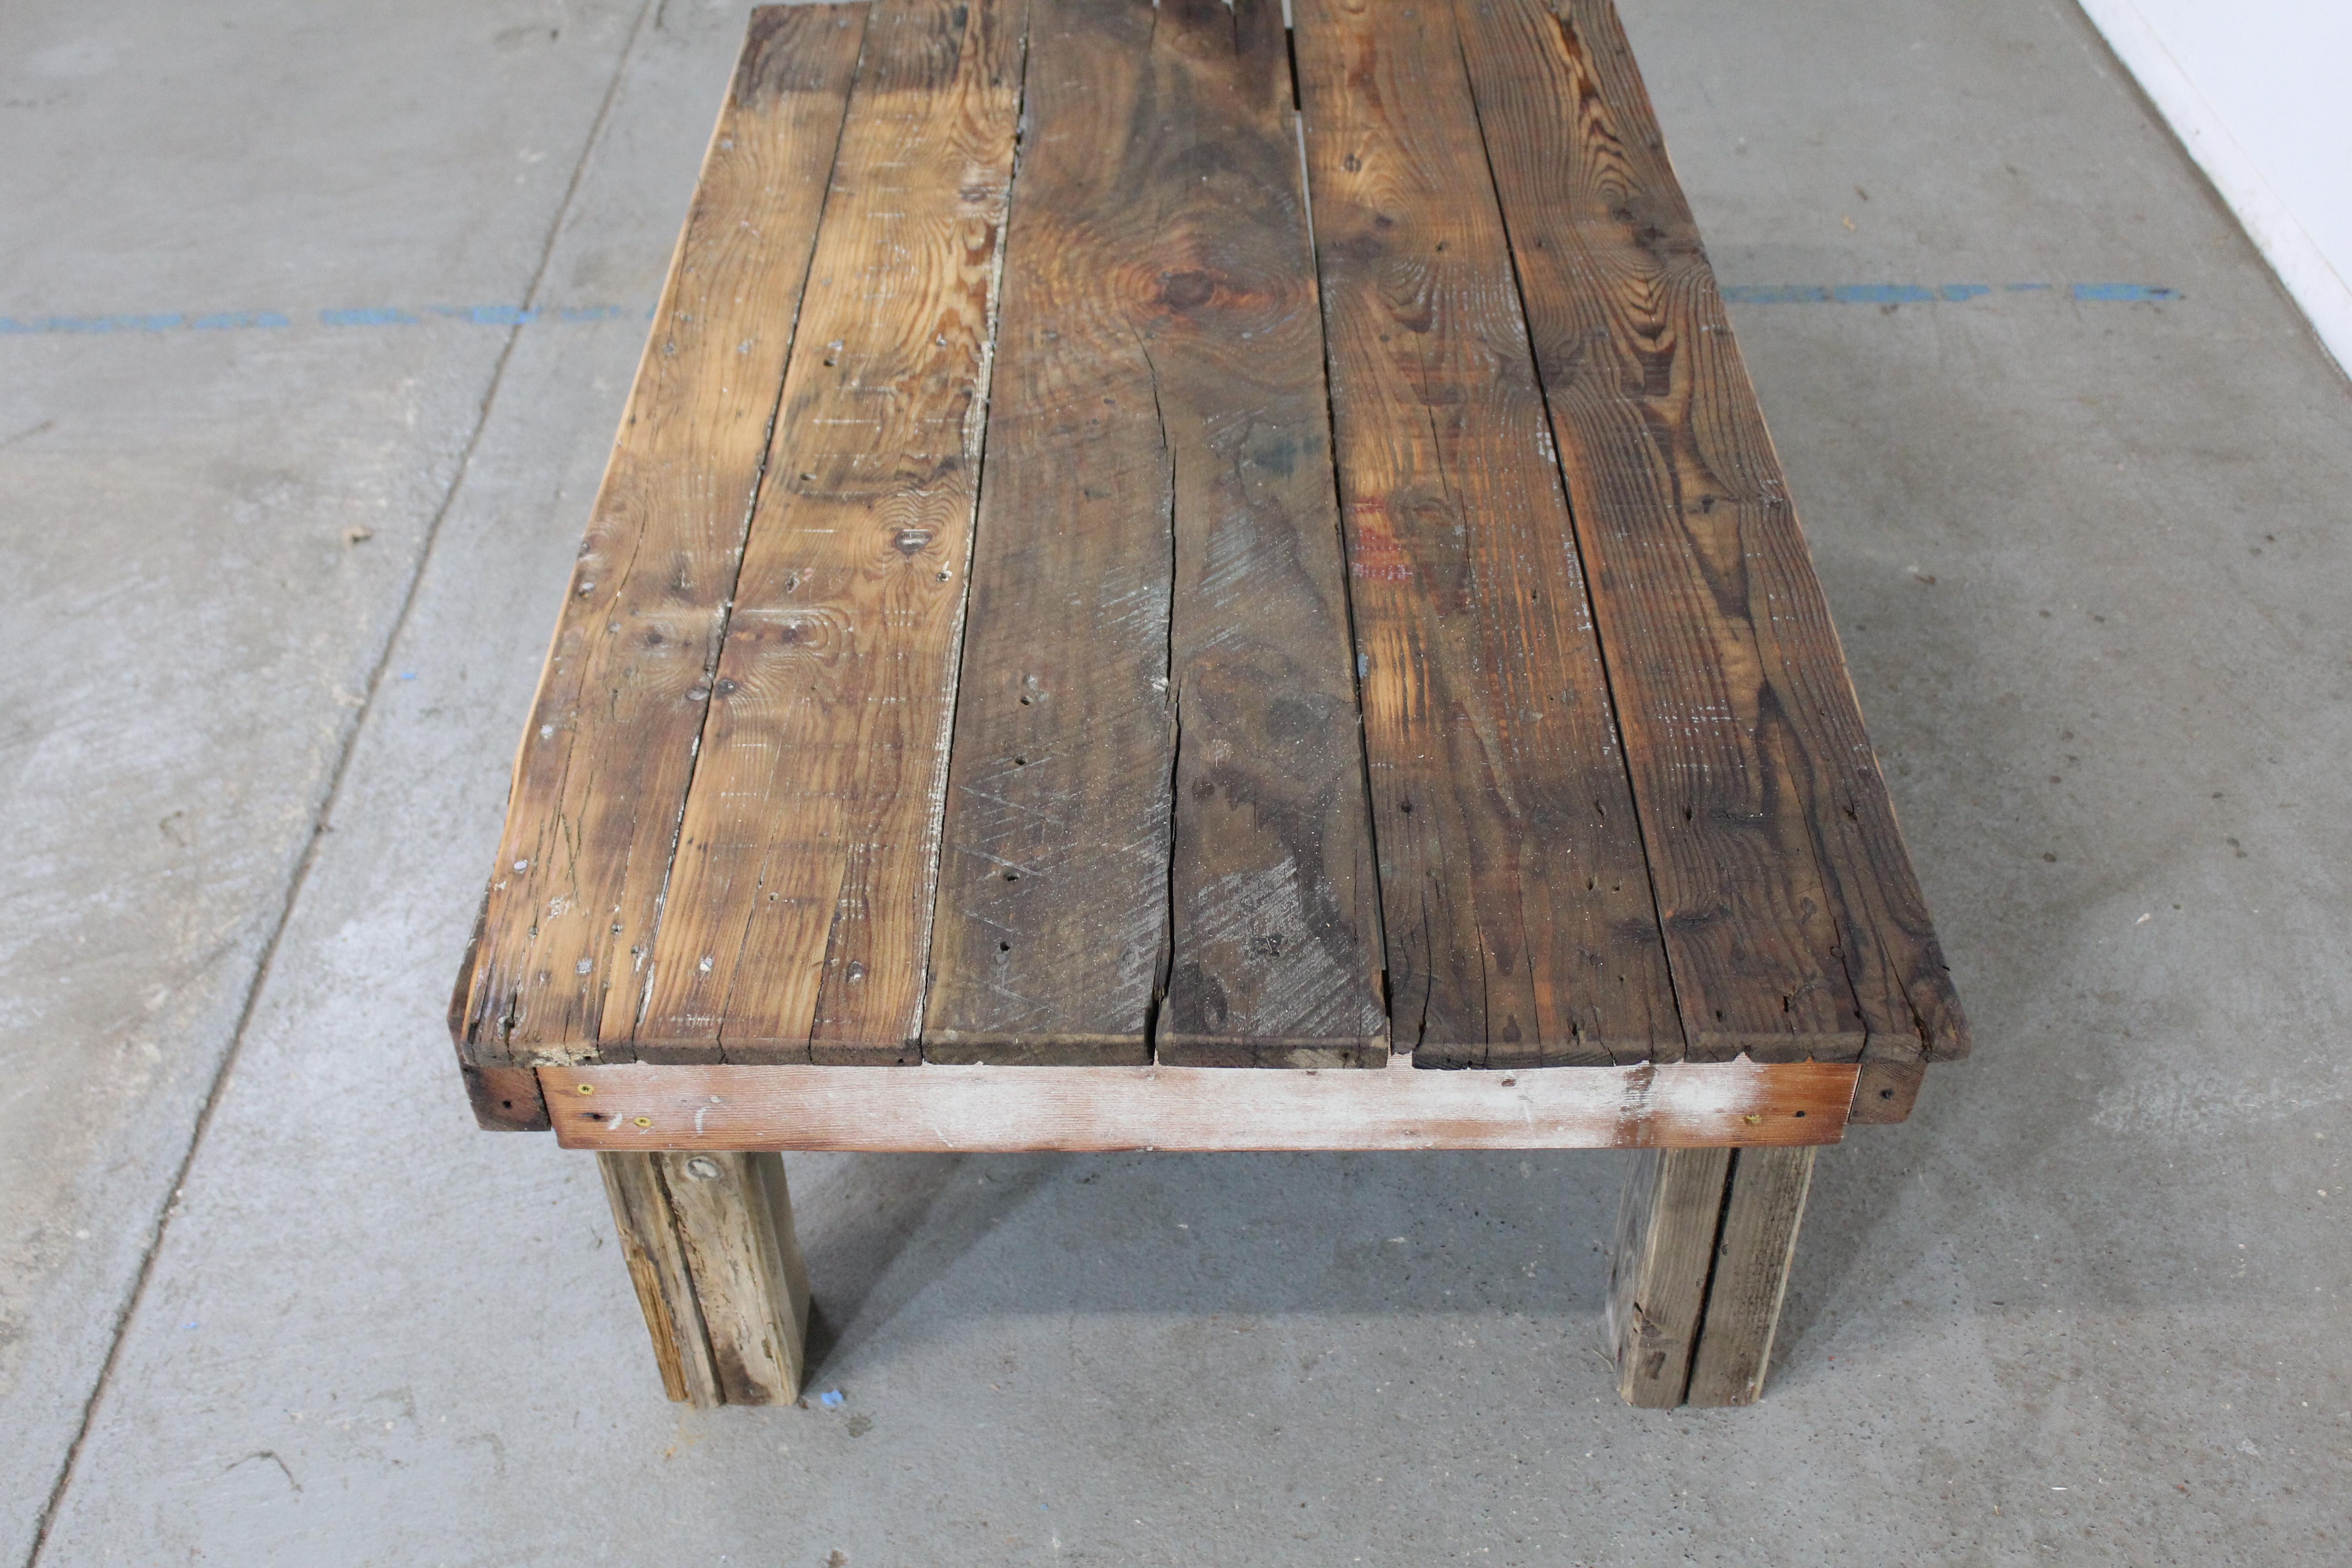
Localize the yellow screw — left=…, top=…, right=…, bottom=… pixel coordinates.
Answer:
left=577, top=1084, right=595, bottom=1095
left=634, top=1116, right=652, bottom=1128
left=1742, top=1114, right=1763, bottom=1124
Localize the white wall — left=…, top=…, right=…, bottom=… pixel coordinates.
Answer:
left=2079, top=0, right=2352, bottom=377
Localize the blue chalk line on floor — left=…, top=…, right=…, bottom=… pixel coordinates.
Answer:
left=0, top=286, right=2181, bottom=338
left=0, top=303, right=649, bottom=336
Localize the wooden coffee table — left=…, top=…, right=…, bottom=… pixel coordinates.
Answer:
left=448, top=0, right=1967, bottom=1412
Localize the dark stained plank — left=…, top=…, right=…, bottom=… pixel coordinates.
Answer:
left=1455, top=0, right=1968, bottom=1065
left=1294, top=0, right=1680, bottom=1068
left=923, top=0, right=1387, bottom=1067
left=916, top=0, right=1175, bottom=1067
left=636, top=0, right=1030, bottom=1064
left=456, top=6, right=870, bottom=1068
left=1849, top=1058, right=1926, bottom=1123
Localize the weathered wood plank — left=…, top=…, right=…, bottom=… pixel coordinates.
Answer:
left=598, top=1151, right=722, bottom=1406
left=541, top=1057, right=1852, bottom=1150
left=1849, top=1058, right=1926, bottom=1123
left=458, top=5, right=870, bottom=1068
left=1455, top=0, right=1968, bottom=1066
left=924, top=0, right=1387, bottom=1067
left=917, top=0, right=1176, bottom=1066
left=637, top=0, right=1029, bottom=1064
left=1294, top=0, right=1679, bottom=1070
left=598, top=1151, right=810, bottom=1407
left=1608, top=1144, right=1730, bottom=1407
left=451, top=896, right=550, bottom=1129
left=1686, top=1145, right=1814, bottom=1406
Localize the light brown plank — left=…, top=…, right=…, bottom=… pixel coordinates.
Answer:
left=540, top=1057, right=1853, bottom=1151
left=1686, top=1145, right=1815, bottom=1406
left=924, top=0, right=1387, bottom=1068
left=637, top=0, right=1029, bottom=1064
left=598, top=1151, right=722, bottom=1405
left=598, top=1151, right=810, bottom=1407
left=1294, top=0, right=1679, bottom=1069
left=1608, top=1145, right=1730, bottom=1407
left=458, top=5, right=871, bottom=1068
left=1455, top=0, right=1968, bottom=1066
left=451, top=895, right=549, bottom=1129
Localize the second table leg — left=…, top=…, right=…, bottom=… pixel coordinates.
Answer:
left=1610, top=1145, right=1818, bottom=1407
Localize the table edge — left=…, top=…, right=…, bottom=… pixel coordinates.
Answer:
left=537, top=1057, right=1859, bottom=1152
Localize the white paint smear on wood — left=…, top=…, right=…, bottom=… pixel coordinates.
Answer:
left=545, top=1054, right=1855, bottom=1152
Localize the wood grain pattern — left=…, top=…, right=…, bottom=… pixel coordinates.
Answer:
left=637, top=0, right=1029, bottom=1064
left=540, top=1057, right=1853, bottom=1150
left=598, top=1151, right=810, bottom=1407
left=456, top=0, right=1967, bottom=1090
left=1608, top=1145, right=1731, bottom=1408
left=450, top=896, right=549, bottom=1129
left=660, top=1151, right=811, bottom=1404
left=1294, top=0, right=1679, bottom=1070
left=458, top=5, right=870, bottom=1068
left=1454, top=0, right=1968, bottom=1065
left=923, top=0, right=1387, bottom=1067
left=916, top=0, right=1178, bottom=1066
left=1685, top=1145, right=1814, bottom=1406
left=598, top=1151, right=722, bottom=1405
left=1848, top=1058, right=1926, bottom=1123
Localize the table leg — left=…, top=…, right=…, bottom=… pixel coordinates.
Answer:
left=598, top=1151, right=811, bottom=1408
left=1609, top=1145, right=1817, bottom=1408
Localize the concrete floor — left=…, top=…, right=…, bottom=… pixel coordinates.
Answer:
left=3, top=0, right=2346, bottom=1562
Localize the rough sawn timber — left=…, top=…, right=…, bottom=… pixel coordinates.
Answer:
left=1609, top=1142, right=1816, bottom=1406
left=458, top=5, right=869, bottom=1068
left=1294, top=0, right=1680, bottom=1069
left=599, top=1150, right=811, bottom=1407
left=638, top=0, right=1029, bottom=1064
left=923, top=0, right=1387, bottom=1068
left=1455, top=0, right=1967, bottom=1066
left=1686, top=1144, right=1816, bottom=1405
left=1609, top=1144, right=1729, bottom=1406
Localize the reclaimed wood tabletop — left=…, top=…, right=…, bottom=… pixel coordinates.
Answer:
left=444, top=0, right=1974, bottom=1414
left=450, top=0, right=1965, bottom=1142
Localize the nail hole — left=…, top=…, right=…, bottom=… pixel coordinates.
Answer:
left=1793, top=1110, right=1807, bottom=1118
left=1005, top=871, right=1020, bottom=881
left=1880, top=1087, right=1897, bottom=1099
left=999, top=941, right=1012, bottom=952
